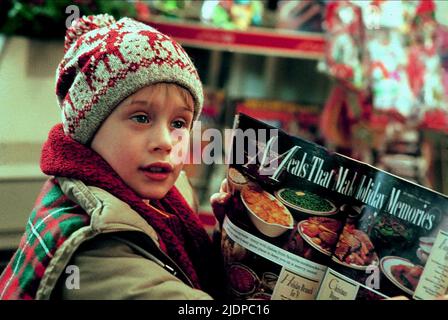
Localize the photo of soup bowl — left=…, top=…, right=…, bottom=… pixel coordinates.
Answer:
left=241, top=185, right=294, bottom=238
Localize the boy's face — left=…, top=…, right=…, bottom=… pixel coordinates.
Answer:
left=91, top=83, right=194, bottom=200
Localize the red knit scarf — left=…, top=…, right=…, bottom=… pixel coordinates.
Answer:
left=40, top=124, right=221, bottom=296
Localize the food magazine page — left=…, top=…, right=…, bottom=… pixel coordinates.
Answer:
left=222, top=113, right=359, bottom=300
left=317, top=162, right=448, bottom=300
left=221, top=113, right=448, bottom=301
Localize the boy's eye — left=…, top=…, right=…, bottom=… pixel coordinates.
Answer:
left=172, top=119, right=187, bottom=129
left=131, top=114, right=149, bottom=124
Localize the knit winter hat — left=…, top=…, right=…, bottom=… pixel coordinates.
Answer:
left=56, top=14, right=203, bottom=144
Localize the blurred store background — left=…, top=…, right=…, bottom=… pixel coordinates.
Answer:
left=1, top=0, right=448, bottom=271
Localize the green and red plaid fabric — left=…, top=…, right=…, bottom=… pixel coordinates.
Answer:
left=0, top=178, right=90, bottom=300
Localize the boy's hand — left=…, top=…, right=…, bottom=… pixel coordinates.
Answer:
left=210, top=178, right=232, bottom=226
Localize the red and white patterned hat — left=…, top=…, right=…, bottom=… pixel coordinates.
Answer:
left=56, top=14, right=203, bottom=144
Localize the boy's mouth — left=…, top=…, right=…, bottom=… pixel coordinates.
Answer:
left=140, top=162, right=174, bottom=181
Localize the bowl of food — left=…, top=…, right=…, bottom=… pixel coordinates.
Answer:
left=371, top=215, right=416, bottom=255
left=380, top=256, right=424, bottom=295
left=297, top=217, right=342, bottom=256
left=275, top=188, right=337, bottom=216
left=241, top=184, right=294, bottom=238
left=228, top=263, right=260, bottom=297
left=333, top=225, right=379, bottom=270
left=227, top=167, right=248, bottom=192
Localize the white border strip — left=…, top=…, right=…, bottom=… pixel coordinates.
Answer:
left=223, top=217, right=326, bottom=281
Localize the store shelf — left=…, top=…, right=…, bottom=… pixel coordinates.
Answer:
left=141, top=18, right=325, bottom=60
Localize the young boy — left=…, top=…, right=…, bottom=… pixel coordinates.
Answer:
left=0, top=14, right=224, bottom=300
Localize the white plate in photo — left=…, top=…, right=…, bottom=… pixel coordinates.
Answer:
left=297, top=220, right=332, bottom=256
left=241, top=186, right=294, bottom=238
left=275, top=189, right=337, bottom=216
left=331, top=255, right=379, bottom=271
left=380, top=256, right=423, bottom=296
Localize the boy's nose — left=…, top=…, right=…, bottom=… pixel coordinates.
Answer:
left=148, top=124, right=173, bottom=153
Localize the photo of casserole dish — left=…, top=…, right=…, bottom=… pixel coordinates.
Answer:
left=275, top=188, right=337, bottom=216
left=241, top=184, right=294, bottom=237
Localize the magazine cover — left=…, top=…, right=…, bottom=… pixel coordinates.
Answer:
left=221, top=113, right=448, bottom=300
